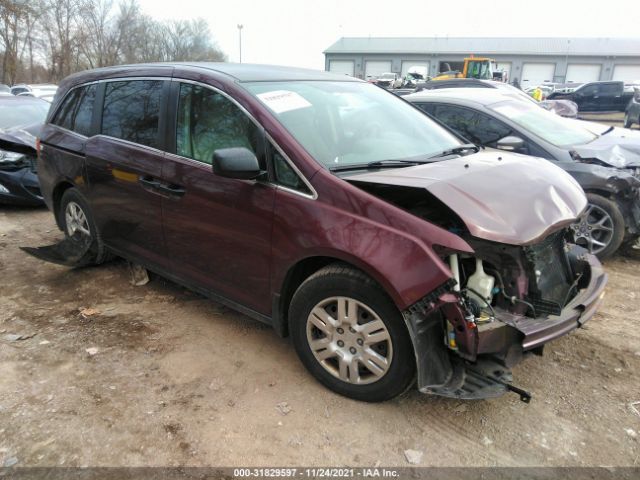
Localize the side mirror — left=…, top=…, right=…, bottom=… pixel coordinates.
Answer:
left=496, top=136, right=525, bottom=152
left=212, top=147, right=261, bottom=180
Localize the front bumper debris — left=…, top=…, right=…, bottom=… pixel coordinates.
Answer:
left=404, top=248, right=607, bottom=401
left=20, top=232, right=94, bottom=267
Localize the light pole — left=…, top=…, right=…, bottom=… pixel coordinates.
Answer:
left=237, top=24, right=243, bottom=63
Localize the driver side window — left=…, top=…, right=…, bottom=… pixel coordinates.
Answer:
left=432, top=104, right=511, bottom=146
left=579, top=85, right=598, bottom=96
left=176, top=83, right=262, bottom=166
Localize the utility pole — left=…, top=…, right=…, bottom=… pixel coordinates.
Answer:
left=237, top=24, right=243, bottom=63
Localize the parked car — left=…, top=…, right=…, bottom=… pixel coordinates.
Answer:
left=18, top=91, right=56, bottom=103
left=11, top=83, right=58, bottom=99
left=547, top=81, right=633, bottom=112
left=376, top=72, right=401, bottom=89
left=0, top=96, right=49, bottom=205
left=624, top=88, right=640, bottom=129
left=406, top=88, right=640, bottom=258
left=0, top=84, right=11, bottom=95
left=34, top=63, right=606, bottom=403
left=410, top=78, right=578, bottom=118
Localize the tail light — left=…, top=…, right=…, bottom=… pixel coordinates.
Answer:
left=35, top=138, right=41, bottom=158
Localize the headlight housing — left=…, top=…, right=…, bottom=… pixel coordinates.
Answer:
left=0, top=149, right=25, bottom=164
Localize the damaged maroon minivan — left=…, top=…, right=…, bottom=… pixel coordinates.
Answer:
left=34, top=63, right=607, bottom=402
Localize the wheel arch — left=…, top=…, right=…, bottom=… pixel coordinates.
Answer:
left=582, top=188, right=615, bottom=199
left=51, top=180, right=76, bottom=230
left=272, top=254, right=409, bottom=338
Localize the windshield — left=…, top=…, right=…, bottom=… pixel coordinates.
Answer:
left=0, top=100, right=49, bottom=129
left=489, top=100, right=597, bottom=147
left=467, top=61, right=492, bottom=80
left=245, top=81, right=462, bottom=168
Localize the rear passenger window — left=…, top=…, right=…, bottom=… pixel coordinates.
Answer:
left=101, top=80, right=163, bottom=149
left=600, top=83, right=619, bottom=95
left=52, top=84, right=97, bottom=136
left=415, top=103, right=435, bottom=115
left=176, top=83, right=262, bottom=166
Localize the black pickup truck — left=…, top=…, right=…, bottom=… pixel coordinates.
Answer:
left=547, top=81, right=634, bottom=112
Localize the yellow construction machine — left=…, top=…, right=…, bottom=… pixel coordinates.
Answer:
left=432, top=57, right=503, bottom=81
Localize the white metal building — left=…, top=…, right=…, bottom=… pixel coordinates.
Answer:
left=324, top=37, right=640, bottom=88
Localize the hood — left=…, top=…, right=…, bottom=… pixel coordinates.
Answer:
left=571, top=130, right=640, bottom=169
left=348, top=151, right=587, bottom=245
left=0, top=122, right=41, bottom=154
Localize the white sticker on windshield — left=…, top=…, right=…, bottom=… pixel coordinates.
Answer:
left=257, top=90, right=312, bottom=114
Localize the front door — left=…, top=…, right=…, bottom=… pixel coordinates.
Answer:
left=161, top=81, right=275, bottom=314
left=576, top=84, right=599, bottom=111
left=85, top=79, right=170, bottom=268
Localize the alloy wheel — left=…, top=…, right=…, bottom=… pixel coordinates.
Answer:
left=306, top=296, right=392, bottom=385
left=65, top=201, right=90, bottom=237
left=571, top=203, right=614, bottom=255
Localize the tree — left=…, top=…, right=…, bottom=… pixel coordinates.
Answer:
left=0, top=0, right=226, bottom=84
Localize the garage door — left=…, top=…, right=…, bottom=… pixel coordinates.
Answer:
left=365, top=61, right=392, bottom=79
left=521, top=63, right=555, bottom=89
left=612, top=65, right=640, bottom=83
left=566, top=64, right=601, bottom=83
left=328, top=60, right=354, bottom=76
left=401, top=61, right=430, bottom=78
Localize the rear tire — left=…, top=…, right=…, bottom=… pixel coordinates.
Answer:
left=289, top=264, right=415, bottom=402
left=571, top=193, right=625, bottom=260
left=59, top=188, right=110, bottom=264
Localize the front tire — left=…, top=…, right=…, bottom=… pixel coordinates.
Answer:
left=289, top=264, right=415, bottom=402
left=59, top=188, right=109, bottom=264
left=571, top=193, right=625, bottom=260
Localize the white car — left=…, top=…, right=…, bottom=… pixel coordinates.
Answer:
left=11, top=83, right=58, bottom=100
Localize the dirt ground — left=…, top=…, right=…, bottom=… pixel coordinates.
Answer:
left=1, top=209, right=639, bottom=469
left=1, top=119, right=639, bottom=467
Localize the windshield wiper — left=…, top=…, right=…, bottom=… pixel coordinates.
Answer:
left=601, top=126, right=614, bottom=136
left=429, top=143, right=480, bottom=159
left=330, top=159, right=426, bottom=172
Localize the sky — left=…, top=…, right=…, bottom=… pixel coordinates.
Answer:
left=136, top=0, right=638, bottom=70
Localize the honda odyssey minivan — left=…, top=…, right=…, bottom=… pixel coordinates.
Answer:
left=36, top=63, right=607, bottom=402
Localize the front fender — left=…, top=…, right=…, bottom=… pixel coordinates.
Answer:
left=271, top=188, right=472, bottom=311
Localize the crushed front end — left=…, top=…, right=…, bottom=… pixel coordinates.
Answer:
left=404, top=230, right=607, bottom=401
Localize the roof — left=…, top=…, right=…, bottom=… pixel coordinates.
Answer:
left=67, top=62, right=362, bottom=83
left=405, top=88, right=522, bottom=106
left=324, top=37, right=640, bottom=57
left=174, top=63, right=361, bottom=82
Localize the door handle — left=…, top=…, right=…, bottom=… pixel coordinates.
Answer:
left=139, top=176, right=161, bottom=189
left=158, top=183, right=186, bottom=197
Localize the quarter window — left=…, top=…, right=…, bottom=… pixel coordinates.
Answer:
left=52, top=84, right=97, bottom=136
left=101, top=80, right=163, bottom=149
left=271, top=145, right=311, bottom=194
left=176, top=83, right=261, bottom=166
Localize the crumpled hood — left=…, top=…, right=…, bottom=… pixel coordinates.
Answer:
left=0, top=122, right=41, bottom=154
left=539, top=99, right=578, bottom=118
left=572, top=130, right=640, bottom=168
left=348, top=151, right=587, bottom=245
